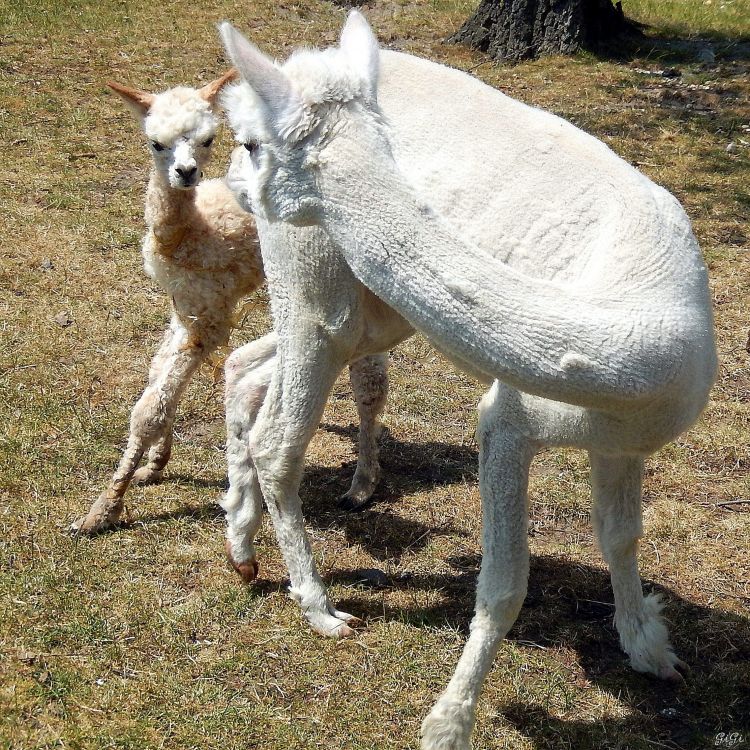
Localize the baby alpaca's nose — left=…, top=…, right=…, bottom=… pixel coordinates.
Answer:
left=176, top=166, right=197, bottom=181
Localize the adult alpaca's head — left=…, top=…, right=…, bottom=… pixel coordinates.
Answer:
left=220, top=11, right=387, bottom=224
left=108, top=70, right=237, bottom=190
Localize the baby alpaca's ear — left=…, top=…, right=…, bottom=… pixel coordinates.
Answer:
left=107, top=81, right=155, bottom=118
left=199, top=68, right=239, bottom=106
left=339, top=10, right=380, bottom=102
left=218, top=22, right=295, bottom=129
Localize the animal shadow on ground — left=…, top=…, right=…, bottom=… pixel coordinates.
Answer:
left=579, top=16, right=750, bottom=65
left=86, top=418, right=473, bottom=537
left=124, top=498, right=225, bottom=529
left=307, top=425, right=748, bottom=747
left=336, top=551, right=750, bottom=750
left=93, top=420, right=747, bottom=747
left=304, top=422, right=479, bottom=560
left=85, top=474, right=227, bottom=534
left=504, top=557, right=750, bottom=749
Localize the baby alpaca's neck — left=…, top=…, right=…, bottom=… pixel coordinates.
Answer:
left=145, top=171, right=195, bottom=255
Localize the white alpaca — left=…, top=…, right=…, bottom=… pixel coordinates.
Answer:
left=71, top=72, right=389, bottom=542
left=218, top=13, right=717, bottom=750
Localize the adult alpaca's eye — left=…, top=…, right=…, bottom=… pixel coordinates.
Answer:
left=202, top=137, right=214, bottom=147
left=151, top=141, right=164, bottom=152
left=244, top=141, right=259, bottom=153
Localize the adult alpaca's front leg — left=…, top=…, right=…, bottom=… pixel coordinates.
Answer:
left=72, top=319, right=214, bottom=534
left=340, top=353, right=389, bottom=509
left=222, top=333, right=278, bottom=582
left=249, top=333, right=359, bottom=637
left=590, top=453, right=687, bottom=681
left=421, top=383, right=536, bottom=750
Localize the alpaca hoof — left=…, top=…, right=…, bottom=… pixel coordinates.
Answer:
left=631, top=651, right=689, bottom=683
left=420, top=699, right=473, bottom=750
left=658, top=658, right=689, bottom=683
left=307, top=609, right=360, bottom=639
left=69, top=504, right=123, bottom=535
left=331, top=621, right=355, bottom=638
left=338, top=491, right=371, bottom=512
left=69, top=517, right=87, bottom=534
left=225, top=539, right=259, bottom=583
left=233, top=558, right=259, bottom=583
left=619, top=594, right=687, bottom=682
left=338, top=474, right=378, bottom=511
left=335, top=610, right=363, bottom=628
left=132, top=466, right=164, bottom=485
left=69, top=515, right=113, bottom=535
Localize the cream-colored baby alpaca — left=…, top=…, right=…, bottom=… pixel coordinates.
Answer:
left=220, top=13, right=717, bottom=749
left=71, top=71, right=263, bottom=535
left=72, top=72, right=390, bottom=540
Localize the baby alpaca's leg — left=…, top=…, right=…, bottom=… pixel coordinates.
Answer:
left=72, top=318, right=214, bottom=533
left=129, top=324, right=178, bottom=486
left=131, top=432, right=173, bottom=485
left=340, top=353, right=389, bottom=509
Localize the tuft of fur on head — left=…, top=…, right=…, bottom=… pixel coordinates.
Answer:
left=219, top=12, right=387, bottom=223
left=220, top=11, right=380, bottom=146
left=279, top=8, right=380, bottom=114
left=144, top=87, right=219, bottom=146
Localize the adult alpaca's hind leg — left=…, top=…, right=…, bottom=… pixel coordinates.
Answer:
left=421, top=382, right=537, bottom=750
left=340, top=352, right=389, bottom=509
left=72, top=318, right=219, bottom=534
left=590, top=452, right=687, bottom=681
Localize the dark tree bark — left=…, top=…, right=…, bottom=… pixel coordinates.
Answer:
left=449, top=0, right=631, bottom=62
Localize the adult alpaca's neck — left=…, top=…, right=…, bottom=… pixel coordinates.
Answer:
left=315, top=136, right=689, bottom=410
left=145, top=171, right=194, bottom=254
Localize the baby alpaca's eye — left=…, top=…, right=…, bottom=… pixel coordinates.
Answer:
left=202, top=137, right=214, bottom=148
left=151, top=141, right=164, bottom=152
left=244, top=141, right=259, bottom=153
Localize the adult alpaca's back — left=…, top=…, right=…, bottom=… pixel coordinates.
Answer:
left=380, top=51, right=695, bottom=286
left=357, top=51, right=716, bottom=417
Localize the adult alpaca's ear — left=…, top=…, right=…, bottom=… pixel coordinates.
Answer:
left=218, top=22, right=296, bottom=127
left=199, top=68, right=239, bottom=106
left=339, top=10, right=380, bottom=103
left=107, top=81, right=155, bottom=118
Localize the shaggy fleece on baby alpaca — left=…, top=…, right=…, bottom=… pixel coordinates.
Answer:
left=73, top=73, right=390, bottom=537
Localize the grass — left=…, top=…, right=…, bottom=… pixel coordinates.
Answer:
left=624, top=0, right=750, bottom=40
left=1, top=0, right=749, bottom=748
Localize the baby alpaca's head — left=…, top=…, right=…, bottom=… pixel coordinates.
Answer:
left=108, top=70, right=237, bottom=190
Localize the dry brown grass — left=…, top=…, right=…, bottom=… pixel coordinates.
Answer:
left=1, top=1, right=748, bottom=749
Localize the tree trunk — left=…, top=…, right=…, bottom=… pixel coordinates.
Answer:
left=448, top=0, right=631, bottom=62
